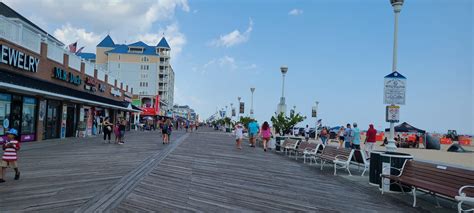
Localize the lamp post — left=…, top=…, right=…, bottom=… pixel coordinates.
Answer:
left=277, top=66, right=288, bottom=116
left=386, top=0, right=404, bottom=152
left=230, top=103, right=234, bottom=122
left=250, top=87, right=255, bottom=119
left=315, top=101, right=319, bottom=138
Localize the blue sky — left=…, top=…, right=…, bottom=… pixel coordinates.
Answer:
left=5, top=0, right=473, bottom=134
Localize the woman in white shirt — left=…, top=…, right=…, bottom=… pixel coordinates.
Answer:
left=235, top=123, right=244, bottom=150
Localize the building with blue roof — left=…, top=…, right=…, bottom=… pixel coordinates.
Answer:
left=76, top=52, right=96, bottom=63
left=95, top=35, right=175, bottom=115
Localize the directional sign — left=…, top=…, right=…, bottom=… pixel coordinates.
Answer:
left=311, top=106, right=317, bottom=118
left=386, top=105, right=400, bottom=123
left=384, top=71, right=407, bottom=105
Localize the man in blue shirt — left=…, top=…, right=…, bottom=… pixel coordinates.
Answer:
left=344, top=123, right=352, bottom=148
left=351, top=122, right=361, bottom=150
left=248, top=120, right=259, bottom=147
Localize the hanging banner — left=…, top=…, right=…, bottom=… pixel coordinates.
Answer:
left=386, top=105, right=400, bottom=123
left=232, top=108, right=236, bottom=117
left=239, top=102, right=244, bottom=114
left=311, top=106, right=317, bottom=118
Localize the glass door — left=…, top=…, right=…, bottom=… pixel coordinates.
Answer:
left=44, top=100, right=60, bottom=139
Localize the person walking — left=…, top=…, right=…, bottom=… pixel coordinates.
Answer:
left=113, top=121, right=121, bottom=144
left=344, top=123, right=352, bottom=148
left=248, top=120, right=259, bottom=147
left=234, top=123, right=244, bottom=150
left=320, top=127, right=328, bottom=145
left=162, top=119, right=171, bottom=144
left=337, top=126, right=345, bottom=149
left=0, top=129, right=21, bottom=183
left=259, top=121, right=272, bottom=152
left=351, top=123, right=361, bottom=150
left=102, top=117, right=113, bottom=143
left=118, top=119, right=126, bottom=144
left=304, top=125, right=310, bottom=142
left=365, top=124, right=377, bottom=155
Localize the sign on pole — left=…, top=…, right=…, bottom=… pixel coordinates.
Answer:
left=232, top=108, right=236, bottom=117
left=386, top=105, right=400, bottom=123
left=384, top=71, right=407, bottom=105
left=311, top=106, right=317, bottom=118
left=239, top=102, right=244, bottom=114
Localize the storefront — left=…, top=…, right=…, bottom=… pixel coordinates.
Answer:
left=0, top=93, right=37, bottom=142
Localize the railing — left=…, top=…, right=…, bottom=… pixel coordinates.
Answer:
left=159, top=51, right=170, bottom=57
left=0, top=15, right=41, bottom=53
left=84, top=60, right=95, bottom=76
left=96, top=67, right=106, bottom=81
left=68, top=53, right=82, bottom=71
left=47, top=41, right=66, bottom=63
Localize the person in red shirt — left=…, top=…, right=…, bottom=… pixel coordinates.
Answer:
left=364, top=124, right=377, bottom=156
left=0, top=128, right=21, bottom=183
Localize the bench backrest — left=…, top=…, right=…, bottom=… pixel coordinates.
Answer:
left=352, top=150, right=369, bottom=165
left=321, top=146, right=352, bottom=159
left=401, top=160, right=474, bottom=197
left=283, top=138, right=299, bottom=148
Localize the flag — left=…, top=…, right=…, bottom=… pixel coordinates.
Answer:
left=68, top=42, right=77, bottom=53
left=75, top=46, right=85, bottom=55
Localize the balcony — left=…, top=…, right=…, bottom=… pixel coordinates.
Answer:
left=0, top=15, right=42, bottom=54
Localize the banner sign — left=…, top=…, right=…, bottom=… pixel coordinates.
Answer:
left=239, top=102, right=244, bottom=114
left=110, top=88, right=121, bottom=97
left=232, top=108, right=236, bottom=117
left=312, top=106, right=317, bottom=118
left=384, top=71, right=406, bottom=105
left=386, top=105, right=400, bottom=123
left=0, top=44, right=40, bottom=73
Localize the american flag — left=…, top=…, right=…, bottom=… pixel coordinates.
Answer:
left=75, top=46, right=85, bottom=55
left=68, top=42, right=77, bottom=53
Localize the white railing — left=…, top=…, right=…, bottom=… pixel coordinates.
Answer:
left=97, top=67, right=106, bottom=81
left=108, top=75, right=116, bottom=86
left=47, top=41, right=66, bottom=63
left=0, top=15, right=41, bottom=53
left=84, top=60, right=95, bottom=76
left=68, top=53, right=82, bottom=71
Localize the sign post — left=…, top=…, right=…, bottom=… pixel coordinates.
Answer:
left=384, top=71, right=406, bottom=151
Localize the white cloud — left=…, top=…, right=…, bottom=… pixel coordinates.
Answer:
left=198, top=56, right=258, bottom=74
left=136, top=23, right=187, bottom=60
left=4, top=0, right=189, bottom=55
left=211, top=18, right=253, bottom=47
left=53, top=23, right=102, bottom=51
left=289, top=9, right=303, bottom=16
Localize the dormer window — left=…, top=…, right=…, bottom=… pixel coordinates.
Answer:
left=129, top=47, right=144, bottom=53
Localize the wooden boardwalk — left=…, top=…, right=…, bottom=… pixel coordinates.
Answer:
left=0, top=128, right=441, bottom=212
left=111, top=130, right=420, bottom=213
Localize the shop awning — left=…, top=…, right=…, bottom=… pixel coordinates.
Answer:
left=0, top=69, right=140, bottom=112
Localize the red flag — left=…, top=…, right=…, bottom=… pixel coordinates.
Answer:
left=75, top=46, right=85, bottom=55
left=68, top=42, right=77, bottom=53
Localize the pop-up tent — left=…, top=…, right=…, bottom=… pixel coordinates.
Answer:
left=385, top=122, right=426, bottom=134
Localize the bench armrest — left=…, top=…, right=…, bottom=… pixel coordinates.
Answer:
left=382, top=167, right=403, bottom=177
left=459, top=185, right=474, bottom=198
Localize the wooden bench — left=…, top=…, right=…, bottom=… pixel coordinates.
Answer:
left=279, top=139, right=299, bottom=155
left=381, top=160, right=474, bottom=211
left=303, top=143, right=323, bottom=164
left=290, top=141, right=310, bottom=159
left=351, top=150, right=370, bottom=176
left=318, top=146, right=354, bottom=175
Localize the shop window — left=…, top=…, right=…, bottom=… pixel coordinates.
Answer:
left=0, top=93, right=11, bottom=136
left=21, top=97, right=36, bottom=134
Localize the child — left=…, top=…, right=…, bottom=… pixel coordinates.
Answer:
left=235, top=123, right=244, bottom=150
left=0, top=128, right=21, bottom=183
left=114, top=122, right=121, bottom=144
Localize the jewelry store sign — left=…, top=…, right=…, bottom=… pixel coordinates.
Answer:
left=384, top=71, right=406, bottom=105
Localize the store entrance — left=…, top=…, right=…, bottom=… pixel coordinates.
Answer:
left=65, top=106, right=76, bottom=137
left=44, top=100, right=60, bottom=139
left=10, top=95, right=22, bottom=133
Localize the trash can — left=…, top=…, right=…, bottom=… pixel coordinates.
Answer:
left=369, top=150, right=385, bottom=186
left=379, top=152, right=413, bottom=192
left=275, top=136, right=287, bottom=152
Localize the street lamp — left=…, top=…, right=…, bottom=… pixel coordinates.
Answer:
left=386, top=0, right=404, bottom=152
left=277, top=65, right=288, bottom=116
left=230, top=103, right=234, bottom=121
left=250, top=87, right=255, bottom=118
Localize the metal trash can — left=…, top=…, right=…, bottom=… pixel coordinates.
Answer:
left=369, top=150, right=385, bottom=186
left=379, top=152, right=413, bottom=192
left=275, top=136, right=287, bottom=152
